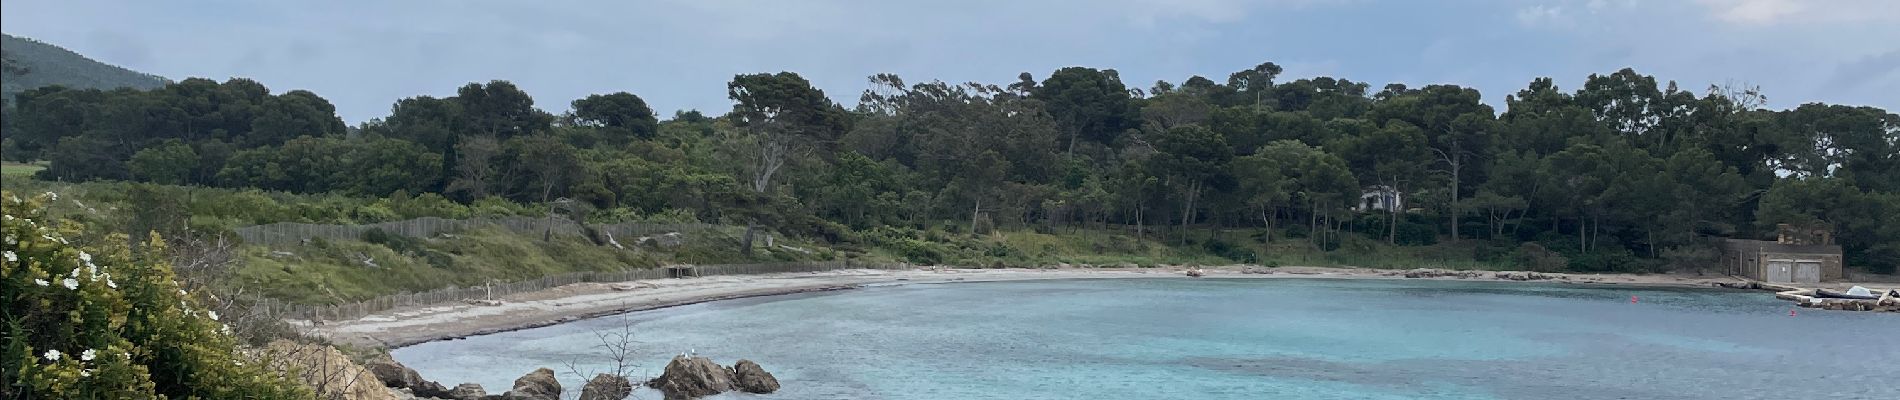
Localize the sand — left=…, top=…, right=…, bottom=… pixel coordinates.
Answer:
left=306, top=266, right=1892, bottom=349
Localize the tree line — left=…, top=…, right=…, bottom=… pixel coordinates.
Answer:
left=2, top=63, right=1896, bottom=272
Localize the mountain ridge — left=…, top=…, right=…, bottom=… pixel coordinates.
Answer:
left=1, top=33, right=170, bottom=102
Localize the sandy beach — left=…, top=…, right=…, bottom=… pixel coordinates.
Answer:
left=308, top=265, right=1898, bottom=350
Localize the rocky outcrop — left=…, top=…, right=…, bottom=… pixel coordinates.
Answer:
left=647, top=356, right=734, bottom=400
left=364, top=357, right=451, bottom=399
left=257, top=340, right=397, bottom=400
left=446, top=383, right=487, bottom=400
left=1493, top=271, right=1556, bottom=281
left=731, top=360, right=780, bottom=394
left=578, top=373, right=634, bottom=400
left=504, top=368, right=562, bottom=400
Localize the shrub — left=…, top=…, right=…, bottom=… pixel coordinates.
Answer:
left=1283, top=224, right=1310, bottom=239
left=1202, top=238, right=1256, bottom=264
left=2, top=191, right=311, bottom=399
left=1513, top=242, right=1569, bottom=272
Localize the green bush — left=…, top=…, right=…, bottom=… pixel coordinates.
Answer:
left=1202, top=238, right=1257, bottom=263
left=2, top=191, right=312, bottom=399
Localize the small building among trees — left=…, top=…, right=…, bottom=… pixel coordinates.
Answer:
left=1354, top=185, right=1403, bottom=212
left=1720, top=224, right=1844, bottom=284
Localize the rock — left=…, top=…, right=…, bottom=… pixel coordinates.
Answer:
left=731, top=360, right=780, bottom=394
left=505, top=368, right=561, bottom=400
left=257, top=340, right=397, bottom=400
left=447, top=383, right=488, bottom=400
left=364, top=357, right=453, bottom=399
left=579, top=373, right=634, bottom=400
left=1184, top=268, right=1204, bottom=277
left=647, top=356, right=733, bottom=400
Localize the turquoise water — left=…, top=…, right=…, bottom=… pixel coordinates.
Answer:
left=395, top=279, right=1900, bottom=399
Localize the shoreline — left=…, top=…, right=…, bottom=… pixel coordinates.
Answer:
left=309, top=266, right=1864, bottom=350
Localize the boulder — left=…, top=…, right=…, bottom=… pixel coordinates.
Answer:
left=731, top=360, right=780, bottom=394
left=447, top=383, right=487, bottom=400
left=579, top=373, right=634, bottom=400
left=647, top=356, right=733, bottom=400
left=364, top=357, right=452, bottom=399
left=505, top=368, right=562, bottom=400
left=257, top=340, right=396, bottom=400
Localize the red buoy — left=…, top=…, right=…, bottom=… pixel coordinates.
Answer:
left=1789, top=309, right=1798, bottom=317
left=1630, top=295, right=1639, bottom=304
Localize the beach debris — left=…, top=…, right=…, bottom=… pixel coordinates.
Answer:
left=637, top=232, right=687, bottom=248
left=648, top=356, right=734, bottom=400
left=364, top=356, right=451, bottom=399
left=610, top=282, right=659, bottom=291
left=446, top=383, right=487, bottom=400
left=732, top=359, right=781, bottom=394
left=579, top=373, right=634, bottom=400
left=1185, top=267, right=1205, bottom=277
left=504, top=367, right=562, bottom=400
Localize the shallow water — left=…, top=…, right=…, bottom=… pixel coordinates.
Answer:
left=396, top=278, right=1900, bottom=399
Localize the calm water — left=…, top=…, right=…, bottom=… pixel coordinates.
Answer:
left=395, top=278, right=1900, bottom=399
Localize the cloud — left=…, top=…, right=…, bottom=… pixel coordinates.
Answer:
left=1515, top=5, right=1569, bottom=28
left=1695, top=0, right=1900, bottom=25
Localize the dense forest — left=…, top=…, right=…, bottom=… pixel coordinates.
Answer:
left=2, top=62, right=1896, bottom=273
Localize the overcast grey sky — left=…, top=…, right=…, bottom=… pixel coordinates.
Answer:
left=4, top=0, right=1896, bottom=123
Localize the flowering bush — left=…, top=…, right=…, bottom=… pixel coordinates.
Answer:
left=2, top=191, right=311, bottom=399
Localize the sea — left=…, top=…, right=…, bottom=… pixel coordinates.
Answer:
left=395, top=278, right=1900, bottom=399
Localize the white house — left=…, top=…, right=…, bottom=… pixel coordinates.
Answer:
left=1355, top=185, right=1403, bottom=212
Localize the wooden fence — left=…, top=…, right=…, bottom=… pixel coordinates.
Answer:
left=259, top=260, right=910, bottom=322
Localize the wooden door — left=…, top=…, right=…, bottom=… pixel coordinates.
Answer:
left=1766, top=259, right=1793, bottom=283
left=1794, top=260, right=1822, bottom=283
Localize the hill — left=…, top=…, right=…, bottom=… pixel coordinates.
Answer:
left=1, top=33, right=169, bottom=102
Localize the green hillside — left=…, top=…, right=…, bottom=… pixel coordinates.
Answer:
left=1, top=33, right=169, bottom=101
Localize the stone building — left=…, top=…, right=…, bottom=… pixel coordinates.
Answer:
left=1720, top=224, right=1844, bottom=284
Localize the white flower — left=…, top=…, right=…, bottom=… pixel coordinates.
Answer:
left=208, top=311, right=220, bottom=321
left=62, top=278, right=78, bottom=290
left=79, top=369, right=91, bottom=377
left=80, top=349, right=96, bottom=361
left=34, top=279, right=49, bottom=286
left=4, top=235, right=14, bottom=245
left=42, top=349, right=60, bottom=361
left=78, top=252, right=91, bottom=264
left=221, top=324, right=233, bottom=335
left=179, top=289, right=187, bottom=296
left=2, top=250, right=14, bottom=262
left=70, top=267, right=81, bottom=278
left=9, top=194, right=19, bottom=203
left=42, top=191, right=57, bottom=201
left=105, top=277, right=117, bottom=289
left=87, top=264, right=98, bottom=277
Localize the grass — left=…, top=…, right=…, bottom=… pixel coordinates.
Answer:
left=231, top=225, right=854, bottom=305
left=862, top=224, right=1521, bottom=271
left=1, top=161, right=46, bottom=179
left=5, top=176, right=1526, bottom=305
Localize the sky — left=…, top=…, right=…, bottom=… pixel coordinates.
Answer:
left=3, top=0, right=1896, bottom=124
